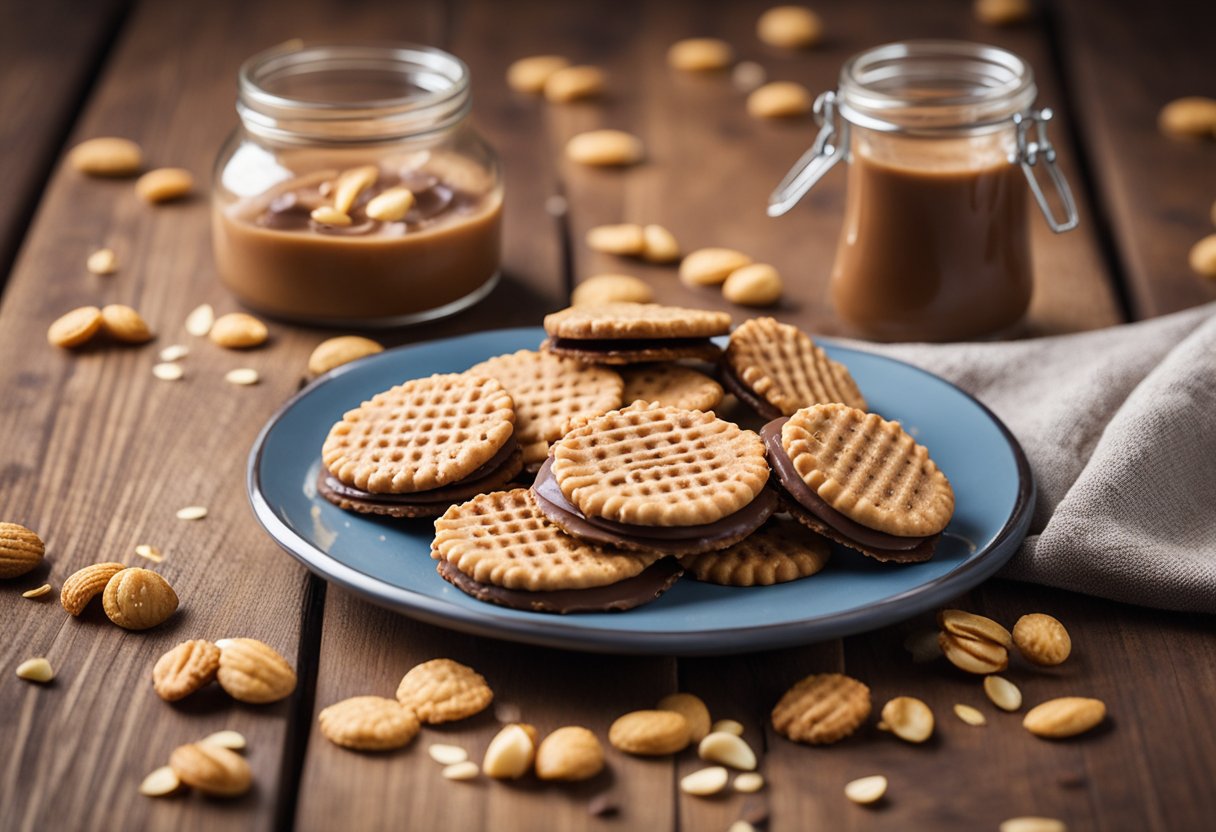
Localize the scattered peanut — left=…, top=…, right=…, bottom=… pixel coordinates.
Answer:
left=60, top=562, right=125, bottom=615
left=680, top=247, right=753, bottom=287
left=747, top=82, right=813, bottom=119
left=844, top=775, right=887, bottom=805
left=310, top=206, right=353, bottom=227
left=169, top=742, right=252, bottom=797
left=176, top=506, right=207, bottom=520
left=733, top=772, right=765, bottom=793
left=100, top=304, right=154, bottom=344
left=428, top=744, right=469, bottom=766
left=224, top=368, right=260, bottom=386
left=1158, top=97, right=1216, bottom=139
left=974, top=0, right=1033, bottom=27
left=87, top=248, right=118, bottom=275
left=757, top=6, right=823, bottom=49
left=68, top=137, right=142, bottom=177
left=535, top=726, right=605, bottom=781
left=135, top=544, right=164, bottom=563
left=668, top=38, right=734, bottom=72
left=507, top=55, right=571, bottom=93
left=1000, top=818, right=1068, bottom=832
left=139, top=765, right=183, bottom=797
left=680, top=766, right=729, bottom=796
left=200, top=730, right=248, bottom=751
left=16, top=657, right=55, bottom=683
left=641, top=224, right=681, bottom=262
left=22, top=584, right=53, bottom=599
left=723, top=263, right=783, bottom=306
left=544, top=65, right=606, bottom=103
left=135, top=168, right=194, bottom=203
left=710, top=719, right=744, bottom=736
left=1023, top=697, right=1106, bottom=739
left=953, top=704, right=987, bottom=726
left=333, top=166, right=379, bottom=214
left=938, top=609, right=1013, bottom=648
left=940, top=632, right=1009, bottom=674
left=586, top=223, right=645, bottom=255
left=442, top=761, right=480, bottom=781
left=1188, top=234, right=1216, bottom=278
left=880, top=696, right=934, bottom=743
left=698, top=731, right=757, bottom=770
left=572, top=274, right=654, bottom=306
left=566, top=130, right=645, bottom=167
left=984, top=675, right=1023, bottom=712
left=210, top=313, right=269, bottom=349
left=159, top=344, right=189, bottom=362
left=0, top=522, right=45, bottom=578
left=308, top=335, right=384, bottom=375
left=657, top=692, right=712, bottom=743
left=47, top=306, right=104, bottom=348
left=152, top=362, right=184, bottom=381
left=185, top=303, right=215, bottom=337
left=102, top=566, right=179, bottom=630
left=1012, top=613, right=1071, bottom=666
left=483, top=723, right=536, bottom=779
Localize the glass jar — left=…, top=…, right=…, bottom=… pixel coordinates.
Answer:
left=212, top=42, right=503, bottom=326
left=769, top=41, right=1078, bottom=342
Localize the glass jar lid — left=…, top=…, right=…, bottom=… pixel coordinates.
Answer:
left=237, top=42, right=471, bottom=144
left=837, top=40, right=1037, bottom=134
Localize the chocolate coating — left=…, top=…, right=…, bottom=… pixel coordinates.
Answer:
left=531, top=457, right=776, bottom=555
left=543, top=337, right=723, bottom=365
left=436, top=557, right=684, bottom=613
left=719, top=361, right=782, bottom=420
left=762, top=417, right=937, bottom=562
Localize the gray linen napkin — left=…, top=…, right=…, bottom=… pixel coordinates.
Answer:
left=852, top=302, right=1216, bottom=614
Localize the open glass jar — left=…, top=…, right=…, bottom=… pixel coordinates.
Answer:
left=770, top=41, right=1078, bottom=342
left=212, top=42, right=503, bottom=326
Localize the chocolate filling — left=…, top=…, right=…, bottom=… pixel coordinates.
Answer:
left=531, top=457, right=776, bottom=553
left=718, top=361, right=783, bottom=420
left=320, top=438, right=520, bottom=505
left=548, top=336, right=718, bottom=353
left=436, top=557, right=684, bottom=614
left=761, top=418, right=929, bottom=552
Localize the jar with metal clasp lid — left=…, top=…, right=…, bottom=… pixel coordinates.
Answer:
left=769, top=40, right=1078, bottom=342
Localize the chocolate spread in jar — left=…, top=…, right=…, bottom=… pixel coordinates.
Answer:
left=830, top=138, right=1031, bottom=342
left=213, top=150, right=502, bottom=325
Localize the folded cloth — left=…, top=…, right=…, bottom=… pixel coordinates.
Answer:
left=854, top=302, right=1216, bottom=614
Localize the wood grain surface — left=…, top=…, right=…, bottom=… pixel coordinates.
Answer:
left=0, top=0, right=1212, bottom=831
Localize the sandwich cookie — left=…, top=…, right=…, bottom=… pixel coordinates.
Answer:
left=467, top=349, right=624, bottom=472
left=722, top=317, right=866, bottom=419
left=619, top=364, right=724, bottom=412
left=532, top=402, right=777, bottom=555
left=679, top=515, right=831, bottom=586
left=762, top=403, right=954, bottom=562
left=431, top=489, right=683, bottom=613
left=542, top=302, right=731, bottom=365
left=319, top=373, right=522, bottom=518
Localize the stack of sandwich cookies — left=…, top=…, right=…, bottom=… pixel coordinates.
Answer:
left=319, top=373, right=522, bottom=518
left=532, top=402, right=777, bottom=555
left=542, top=302, right=731, bottom=364
left=619, top=364, right=724, bottom=412
left=466, top=349, right=624, bottom=472
left=763, top=403, right=954, bottom=562
left=679, top=515, right=831, bottom=586
left=432, top=489, right=683, bottom=613
left=723, top=317, right=867, bottom=419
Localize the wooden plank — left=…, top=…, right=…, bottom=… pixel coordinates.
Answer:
left=292, top=1, right=642, bottom=830
left=1054, top=0, right=1216, bottom=318
left=558, top=0, right=1122, bottom=336
left=0, top=1, right=457, bottom=830
left=0, top=0, right=128, bottom=282
left=298, top=591, right=676, bottom=832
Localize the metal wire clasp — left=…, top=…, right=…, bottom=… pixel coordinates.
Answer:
left=1012, top=108, right=1078, bottom=233
left=767, top=91, right=849, bottom=218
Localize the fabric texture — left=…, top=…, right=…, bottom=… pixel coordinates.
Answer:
left=852, top=302, right=1216, bottom=614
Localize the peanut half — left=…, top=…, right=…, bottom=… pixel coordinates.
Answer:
left=169, top=742, right=252, bottom=797
left=667, top=38, right=734, bottom=72
left=544, top=65, right=606, bottom=103
left=87, top=248, right=118, bottom=275
left=216, top=637, right=298, bottom=704
left=657, top=692, right=712, bottom=743
left=507, top=55, right=571, bottom=94
left=16, top=657, right=55, bottom=683
left=747, top=82, right=813, bottom=119
left=880, top=696, right=934, bottom=743
left=100, top=304, right=154, bottom=344
left=47, top=306, right=104, bottom=349
left=641, top=224, right=681, bottom=263
left=698, top=731, right=757, bottom=770
left=757, top=6, right=824, bottom=49
left=366, top=187, right=415, bottom=222
left=482, top=723, right=536, bottom=779
left=210, top=312, right=269, bottom=349
left=535, top=726, right=604, bottom=781
left=1023, top=697, right=1106, bottom=739
left=680, top=247, right=753, bottom=287
left=1158, top=97, right=1216, bottom=139
left=135, top=168, right=194, bottom=203
left=723, top=263, right=783, bottom=306
left=566, top=130, right=645, bottom=167
left=974, top=0, right=1033, bottom=27
left=68, top=137, right=142, bottom=177
left=680, top=766, right=729, bottom=796
left=586, top=223, right=645, bottom=255
left=571, top=274, right=654, bottom=306
left=1187, top=234, right=1216, bottom=278
left=844, top=775, right=887, bottom=805
left=608, top=709, right=691, bottom=755
left=308, top=335, right=384, bottom=375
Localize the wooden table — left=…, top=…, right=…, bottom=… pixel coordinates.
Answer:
left=2, top=1, right=1213, bottom=830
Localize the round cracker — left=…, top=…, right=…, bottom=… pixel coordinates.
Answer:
left=620, top=364, right=723, bottom=411
left=679, top=515, right=830, bottom=586
left=725, top=317, right=866, bottom=415
left=322, top=373, right=516, bottom=494
left=467, top=350, right=623, bottom=467
left=543, top=302, right=731, bottom=340
left=782, top=403, right=954, bottom=537
left=771, top=673, right=871, bottom=745
left=431, top=489, right=658, bottom=591
left=551, top=402, right=769, bottom=527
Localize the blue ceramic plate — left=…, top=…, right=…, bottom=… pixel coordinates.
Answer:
left=248, top=327, right=1032, bottom=656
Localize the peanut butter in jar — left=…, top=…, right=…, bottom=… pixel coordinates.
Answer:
left=769, top=41, right=1077, bottom=342
left=212, top=43, right=503, bottom=326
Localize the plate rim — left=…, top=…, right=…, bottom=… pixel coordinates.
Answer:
left=247, top=326, right=1035, bottom=656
